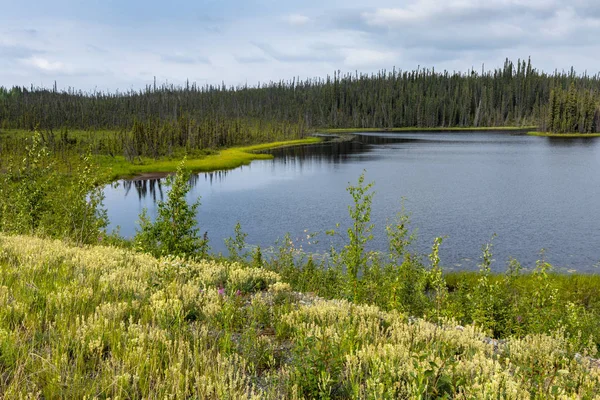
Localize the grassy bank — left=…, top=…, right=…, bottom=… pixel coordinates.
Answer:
left=1, top=234, right=599, bottom=398
left=527, top=131, right=600, bottom=137
left=95, top=137, right=322, bottom=180
left=0, top=129, right=322, bottom=180
left=317, top=126, right=537, bottom=134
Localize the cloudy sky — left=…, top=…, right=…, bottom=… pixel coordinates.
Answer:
left=1, top=0, right=599, bottom=91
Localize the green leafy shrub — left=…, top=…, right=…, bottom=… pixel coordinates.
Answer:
left=135, top=159, right=208, bottom=259
left=225, top=221, right=249, bottom=261
left=0, top=132, right=107, bottom=244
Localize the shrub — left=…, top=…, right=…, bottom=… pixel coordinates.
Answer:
left=135, top=159, right=208, bottom=259
left=0, top=132, right=107, bottom=244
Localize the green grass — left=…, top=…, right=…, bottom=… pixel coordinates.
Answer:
left=0, top=129, right=322, bottom=180
left=316, top=126, right=537, bottom=133
left=527, top=131, right=600, bottom=137
left=96, top=137, right=322, bottom=180
left=0, top=128, right=117, bottom=142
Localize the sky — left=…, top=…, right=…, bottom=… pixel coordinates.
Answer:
left=1, top=0, right=599, bottom=92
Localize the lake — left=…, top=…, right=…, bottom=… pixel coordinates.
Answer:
left=104, top=131, right=600, bottom=272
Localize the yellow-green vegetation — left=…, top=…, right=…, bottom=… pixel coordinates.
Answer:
left=544, top=83, right=600, bottom=135
left=96, top=137, right=322, bottom=180
left=0, top=132, right=108, bottom=245
left=317, top=126, right=537, bottom=134
left=0, top=128, right=116, bottom=141
left=0, top=129, right=321, bottom=180
left=1, top=234, right=600, bottom=399
left=527, top=131, right=600, bottom=137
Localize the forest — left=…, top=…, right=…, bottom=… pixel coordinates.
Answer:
left=1, top=58, right=599, bottom=163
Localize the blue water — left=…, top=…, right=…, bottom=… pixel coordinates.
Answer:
left=104, top=131, right=600, bottom=272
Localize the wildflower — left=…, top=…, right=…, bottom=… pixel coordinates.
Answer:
left=218, top=287, right=225, bottom=296
left=516, top=315, right=523, bottom=323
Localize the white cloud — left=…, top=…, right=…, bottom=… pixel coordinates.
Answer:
left=283, top=14, right=310, bottom=26
left=342, top=48, right=398, bottom=67
left=363, top=5, right=432, bottom=25
left=2, top=1, right=600, bottom=90
left=23, top=56, right=67, bottom=72
left=362, top=0, right=561, bottom=27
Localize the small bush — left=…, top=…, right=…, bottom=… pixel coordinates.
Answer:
left=135, top=159, right=208, bottom=259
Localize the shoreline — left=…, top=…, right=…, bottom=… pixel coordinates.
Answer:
left=527, top=131, right=600, bottom=137
left=102, top=137, right=323, bottom=181
left=316, top=126, right=537, bottom=134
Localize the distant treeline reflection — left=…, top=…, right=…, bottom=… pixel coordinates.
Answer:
left=123, top=179, right=165, bottom=202
left=121, top=135, right=443, bottom=200
left=121, top=136, right=411, bottom=200
left=122, top=170, right=231, bottom=200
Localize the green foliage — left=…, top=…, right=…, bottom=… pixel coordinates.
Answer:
left=386, top=200, right=415, bottom=265
left=470, top=235, right=506, bottom=335
left=252, top=245, right=264, bottom=268
left=224, top=221, right=248, bottom=262
left=345, top=171, right=375, bottom=282
left=327, top=171, right=375, bottom=301
left=427, top=237, right=447, bottom=321
left=0, top=131, right=107, bottom=244
left=527, top=251, right=560, bottom=331
left=51, top=153, right=108, bottom=245
left=3, top=59, right=599, bottom=149
left=135, top=159, right=208, bottom=259
left=392, top=253, right=428, bottom=316
left=384, top=206, right=428, bottom=315
left=0, top=132, right=55, bottom=234
left=543, top=83, right=600, bottom=133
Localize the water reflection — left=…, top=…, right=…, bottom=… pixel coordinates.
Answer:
left=121, top=134, right=480, bottom=197
left=203, top=170, right=231, bottom=185
left=119, top=133, right=600, bottom=196
left=546, top=137, right=598, bottom=147
left=122, top=136, right=378, bottom=196
left=121, top=172, right=222, bottom=200
left=123, top=179, right=165, bottom=202
left=268, top=138, right=368, bottom=165
left=104, top=131, right=600, bottom=271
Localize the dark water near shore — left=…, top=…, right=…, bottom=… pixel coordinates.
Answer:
left=104, top=131, right=600, bottom=272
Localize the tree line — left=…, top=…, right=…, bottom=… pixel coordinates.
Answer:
left=1, top=58, right=599, bottom=155
left=541, top=82, right=599, bottom=133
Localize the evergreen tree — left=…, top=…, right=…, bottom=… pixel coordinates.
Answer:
left=135, top=160, right=208, bottom=259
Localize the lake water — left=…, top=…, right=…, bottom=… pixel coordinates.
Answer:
left=104, top=131, right=600, bottom=272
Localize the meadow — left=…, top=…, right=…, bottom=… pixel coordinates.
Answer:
left=1, top=234, right=600, bottom=399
